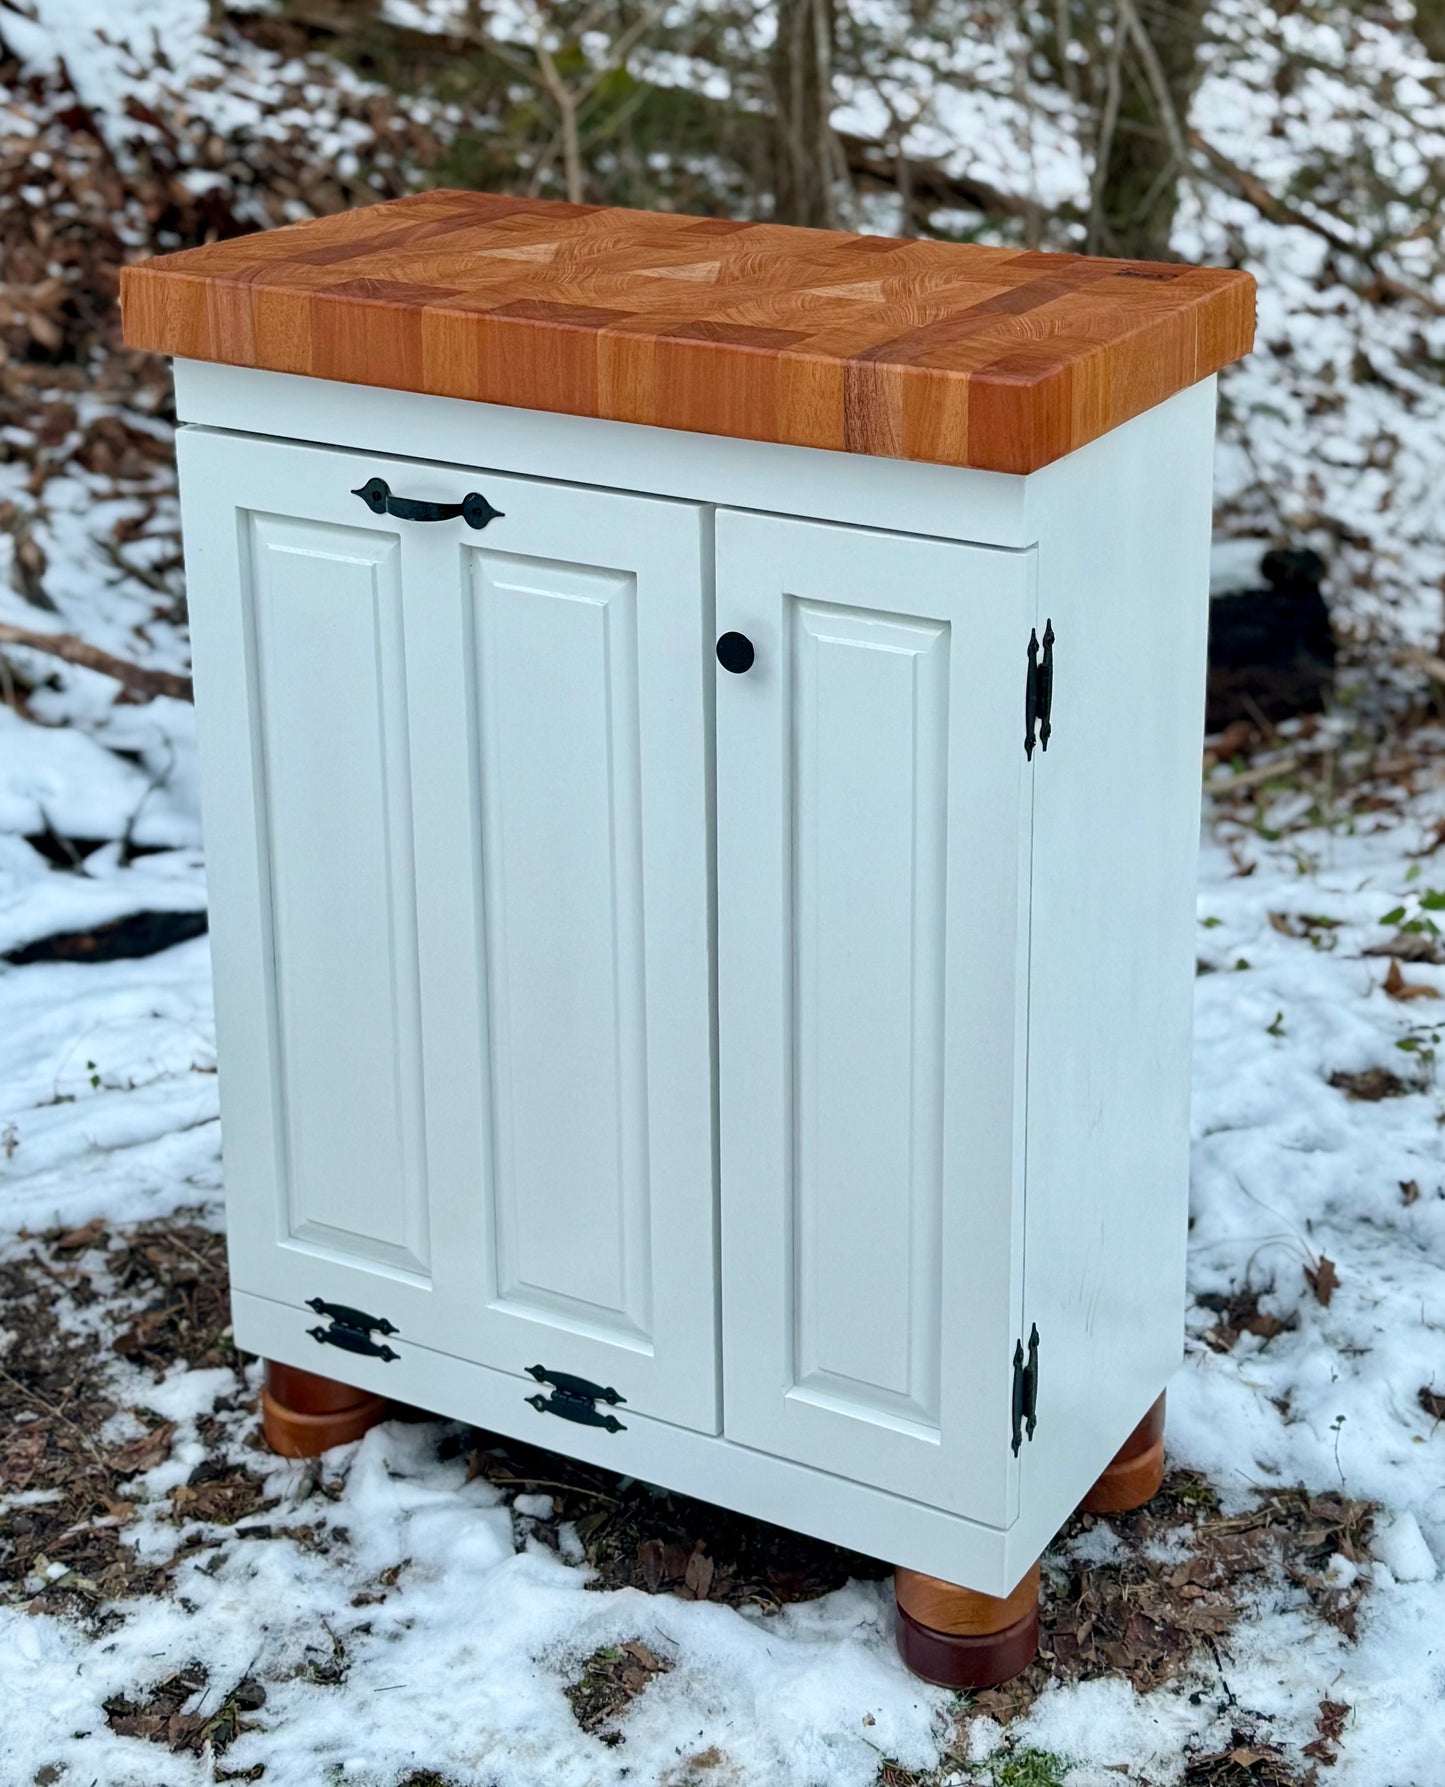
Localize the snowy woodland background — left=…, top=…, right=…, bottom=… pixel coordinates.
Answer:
left=1, top=2, right=1444, bottom=1783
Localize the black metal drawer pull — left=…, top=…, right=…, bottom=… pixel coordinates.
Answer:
left=352, top=477, right=503, bottom=530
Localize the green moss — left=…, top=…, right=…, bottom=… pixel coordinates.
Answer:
left=991, top=1749, right=1071, bottom=1787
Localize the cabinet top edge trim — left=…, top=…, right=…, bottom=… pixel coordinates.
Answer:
left=175, top=362, right=1046, bottom=548
left=184, top=418, right=1043, bottom=559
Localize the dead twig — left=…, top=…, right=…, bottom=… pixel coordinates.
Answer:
left=0, top=1364, right=116, bottom=1480
left=1206, top=755, right=1303, bottom=795
left=1395, top=646, right=1445, bottom=685
left=485, top=1472, right=618, bottom=1503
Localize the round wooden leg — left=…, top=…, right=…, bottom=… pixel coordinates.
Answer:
left=1079, top=1392, right=1166, bottom=1514
left=894, top=1563, right=1040, bottom=1689
left=260, top=1360, right=389, bottom=1458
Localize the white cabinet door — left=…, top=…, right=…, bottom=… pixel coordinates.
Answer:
left=180, top=430, right=718, bottom=1432
left=715, top=511, right=1035, bottom=1525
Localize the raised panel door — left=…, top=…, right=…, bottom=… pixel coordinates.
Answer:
left=715, top=510, right=1035, bottom=1524
left=180, top=431, right=717, bottom=1430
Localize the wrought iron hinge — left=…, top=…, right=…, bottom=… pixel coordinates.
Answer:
left=306, top=1296, right=400, bottom=1362
left=525, top=1364, right=627, bottom=1433
left=1011, top=1323, right=1040, bottom=1456
left=1024, top=620, right=1056, bottom=760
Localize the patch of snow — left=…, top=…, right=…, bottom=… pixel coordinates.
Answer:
left=1372, top=1509, right=1438, bottom=1584
left=142, top=1364, right=234, bottom=1426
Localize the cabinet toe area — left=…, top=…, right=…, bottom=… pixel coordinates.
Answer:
left=1079, top=1393, right=1167, bottom=1515
left=894, top=1563, right=1041, bottom=1689
left=260, top=1359, right=390, bottom=1458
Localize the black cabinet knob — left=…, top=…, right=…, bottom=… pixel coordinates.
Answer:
left=716, top=632, right=755, bottom=674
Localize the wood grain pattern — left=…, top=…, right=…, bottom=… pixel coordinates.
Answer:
left=121, top=190, right=1254, bottom=473
left=895, top=1562, right=1041, bottom=1635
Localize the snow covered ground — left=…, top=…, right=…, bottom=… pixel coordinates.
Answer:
left=3, top=637, right=1445, bottom=1783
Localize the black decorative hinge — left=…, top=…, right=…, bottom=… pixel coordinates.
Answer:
left=1011, top=1323, right=1040, bottom=1456
left=525, top=1364, right=627, bottom=1433
left=1024, top=620, right=1056, bottom=760
left=306, top=1297, right=400, bottom=1362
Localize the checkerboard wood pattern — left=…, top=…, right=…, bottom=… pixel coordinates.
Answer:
left=121, top=191, right=1255, bottom=474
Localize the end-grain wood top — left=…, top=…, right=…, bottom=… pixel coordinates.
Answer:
left=121, top=191, right=1255, bottom=474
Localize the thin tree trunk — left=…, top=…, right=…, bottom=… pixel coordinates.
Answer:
left=1091, top=0, right=1209, bottom=262
left=1414, top=0, right=1445, bottom=62
left=770, top=0, right=842, bottom=228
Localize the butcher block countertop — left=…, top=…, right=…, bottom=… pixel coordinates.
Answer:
left=121, top=190, right=1255, bottom=475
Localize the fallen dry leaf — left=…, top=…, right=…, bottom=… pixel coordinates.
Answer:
left=1420, top=1386, right=1445, bottom=1423
left=1329, top=1067, right=1411, bottom=1101
left=1305, top=1257, right=1339, bottom=1307
left=1383, top=958, right=1438, bottom=1001
left=109, top=1421, right=175, bottom=1477
left=1304, top=1696, right=1351, bottom=1765
left=1198, top=1284, right=1296, bottom=1351
left=52, top=1217, right=108, bottom=1253
left=1401, top=1179, right=1420, bottom=1206
left=1364, top=932, right=1445, bottom=965
left=683, top=1543, right=715, bottom=1600
left=565, top=1637, right=672, bottom=1734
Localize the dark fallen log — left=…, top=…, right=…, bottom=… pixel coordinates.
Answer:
left=1206, top=547, right=1335, bottom=734
left=5, top=909, right=209, bottom=966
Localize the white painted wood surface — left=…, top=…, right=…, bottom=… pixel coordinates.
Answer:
left=1005, top=374, right=1218, bottom=1581
left=179, top=430, right=719, bottom=1432
left=173, top=360, right=1035, bottom=549
left=233, top=1284, right=1021, bottom=1595
left=245, top=515, right=431, bottom=1279
left=715, top=512, right=1034, bottom=1527
left=176, top=374, right=1220, bottom=1598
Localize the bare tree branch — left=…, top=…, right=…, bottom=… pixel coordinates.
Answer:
left=1190, top=131, right=1445, bottom=316
left=841, top=132, right=1052, bottom=236
left=1087, top=26, right=1125, bottom=254
left=0, top=623, right=193, bottom=702
left=511, top=0, right=668, bottom=205
left=1116, top=0, right=1190, bottom=169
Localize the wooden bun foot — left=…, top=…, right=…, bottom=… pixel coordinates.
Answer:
left=894, top=1563, right=1040, bottom=1689
left=260, top=1359, right=389, bottom=1458
left=1079, top=1392, right=1166, bottom=1514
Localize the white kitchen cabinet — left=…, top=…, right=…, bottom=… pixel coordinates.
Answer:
left=180, top=431, right=719, bottom=1432
left=125, top=189, right=1254, bottom=1688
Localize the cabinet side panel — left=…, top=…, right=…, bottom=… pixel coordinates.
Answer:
left=1012, top=380, right=1216, bottom=1567
left=247, top=513, right=432, bottom=1277
left=791, top=600, right=948, bottom=1426
left=467, top=550, right=652, bottom=1343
